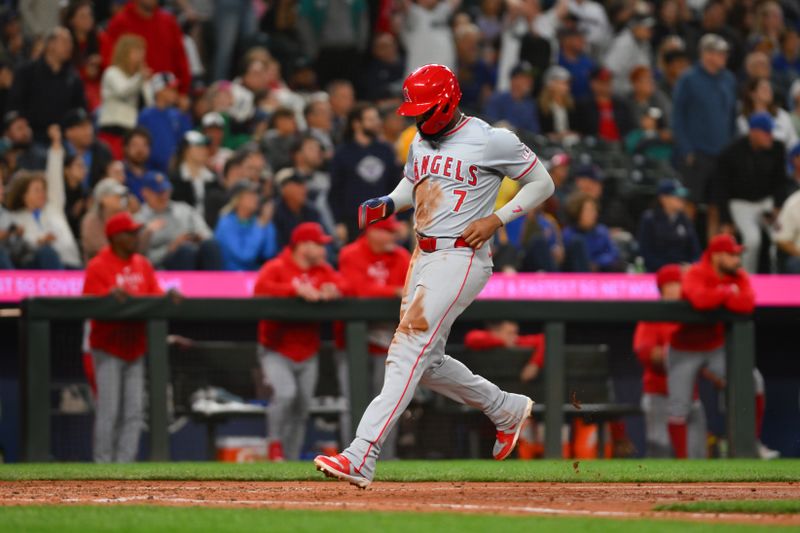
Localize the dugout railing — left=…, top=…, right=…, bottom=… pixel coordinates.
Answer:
left=22, top=297, right=760, bottom=461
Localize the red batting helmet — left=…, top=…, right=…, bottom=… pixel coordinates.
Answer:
left=397, top=64, right=462, bottom=136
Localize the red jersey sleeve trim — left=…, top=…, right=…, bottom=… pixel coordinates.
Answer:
left=510, top=157, right=538, bottom=181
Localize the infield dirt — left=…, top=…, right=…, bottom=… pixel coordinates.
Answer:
left=0, top=480, right=798, bottom=526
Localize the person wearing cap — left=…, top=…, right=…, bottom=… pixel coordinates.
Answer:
left=134, top=171, right=222, bottom=270
left=7, top=26, right=87, bottom=144
left=672, top=33, right=737, bottom=212
left=213, top=180, right=277, bottom=271
left=61, top=107, right=114, bottom=188
left=1, top=111, right=46, bottom=172
left=80, top=177, right=134, bottom=262
left=604, top=12, right=654, bottom=95
left=484, top=62, right=541, bottom=134
left=102, top=0, right=190, bottom=95
left=736, top=77, right=798, bottom=154
left=97, top=34, right=149, bottom=160
left=254, top=222, right=345, bottom=460
left=169, top=131, right=216, bottom=217
left=658, top=49, right=690, bottom=98
left=201, top=112, right=233, bottom=175
left=137, top=71, right=192, bottom=173
left=454, top=23, right=496, bottom=114
left=556, top=26, right=596, bottom=101
left=273, top=166, right=324, bottom=250
left=575, top=67, right=634, bottom=142
left=667, top=234, right=754, bottom=459
left=538, top=66, right=578, bottom=141
left=334, top=215, right=410, bottom=457
left=82, top=211, right=163, bottom=462
left=637, top=179, right=701, bottom=272
left=288, top=135, right=336, bottom=236
left=713, top=112, right=786, bottom=272
left=633, top=264, right=707, bottom=458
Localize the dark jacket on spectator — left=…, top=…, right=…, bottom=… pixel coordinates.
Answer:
left=539, top=106, right=579, bottom=136
left=70, top=140, right=114, bottom=189
left=671, top=64, right=737, bottom=159
left=574, top=97, right=634, bottom=139
left=273, top=199, right=322, bottom=249
left=330, top=140, right=397, bottom=238
left=637, top=206, right=701, bottom=272
left=714, top=137, right=786, bottom=222
left=8, top=58, right=87, bottom=143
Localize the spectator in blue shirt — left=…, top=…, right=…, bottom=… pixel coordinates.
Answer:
left=557, top=27, right=595, bottom=101
left=483, top=62, right=540, bottom=134
left=455, top=23, right=496, bottom=114
left=214, top=180, right=277, bottom=271
left=637, top=179, right=701, bottom=272
left=273, top=167, right=322, bottom=249
left=672, top=34, right=737, bottom=217
left=562, top=192, right=624, bottom=272
left=137, top=72, right=192, bottom=173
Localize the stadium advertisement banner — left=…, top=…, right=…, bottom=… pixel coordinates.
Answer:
left=1, top=271, right=799, bottom=306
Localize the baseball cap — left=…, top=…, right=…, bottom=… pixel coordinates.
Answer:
left=656, top=264, right=682, bottom=288
left=630, top=14, right=655, bottom=28
left=2, top=110, right=24, bottom=132
left=748, top=112, right=774, bottom=133
left=201, top=112, right=225, bottom=129
left=274, top=167, right=307, bottom=188
left=151, top=72, right=179, bottom=94
left=557, top=26, right=584, bottom=39
left=367, top=215, right=400, bottom=233
left=510, top=62, right=535, bottom=78
left=141, top=172, right=173, bottom=193
left=548, top=152, right=570, bottom=169
left=62, top=108, right=91, bottom=130
left=105, top=212, right=142, bottom=238
left=657, top=179, right=688, bottom=198
left=93, top=178, right=127, bottom=201
left=699, top=33, right=730, bottom=53
left=544, top=65, right=571, bottom=84
left=573, top=164, right=603, bottom=182
left=183, top=130, right=210, bottom=146
left=707, top=234, right=743, bottom=255
left=290, top=222, right=332, bottom=246
left=228, top=179, right=259, bottom=200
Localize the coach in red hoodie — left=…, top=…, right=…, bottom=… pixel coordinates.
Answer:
left=634, top=265, right=706, bottom=458
left=83, top=212, right=163, bottom=463
left=102, top=0, right=190, bottom=94
left=336, top=216, right=410, bottom=458
left=667, top=235, right=755, bottom=458
left=255, top=222, right=344, bottom=461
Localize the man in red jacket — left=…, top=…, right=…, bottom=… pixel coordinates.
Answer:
left=102, top=0, right=190, bottom=95
left=336, top=216, right=410, bottom=457
left=634, top=264, right=706, bottom=458
left=255, top=222, right=344, bottom=461
left=83, top=212, right=163, bottom=463
left=667, top=235, right=755, bottom=458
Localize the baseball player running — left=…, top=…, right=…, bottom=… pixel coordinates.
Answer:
left=314, top=64, right=555, bottom=488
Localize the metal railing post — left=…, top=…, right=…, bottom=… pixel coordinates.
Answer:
left=345, top=320, right=370, bottom=438
left=726, top=320, right=756, bottom=458
left=147, top=319, right=169, bottom=461
left=544, top=321, right=565, bottom=459
left=24, top=319, right=51, bottom=461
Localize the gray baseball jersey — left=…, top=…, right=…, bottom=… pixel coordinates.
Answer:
left=339, top=116, right=539, bottom=481
left=403, top=116, right=540, bottom=236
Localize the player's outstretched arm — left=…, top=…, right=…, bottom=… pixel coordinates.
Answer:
left=358, top=178, right=415, bottom=229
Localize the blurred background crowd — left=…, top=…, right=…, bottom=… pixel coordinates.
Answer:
left=0, top=0, right=799, bottom=275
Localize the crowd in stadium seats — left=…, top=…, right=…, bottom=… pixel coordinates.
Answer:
left=0, top=0, right=799, bottom=274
